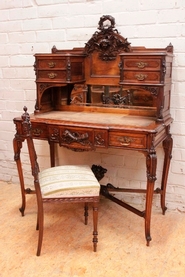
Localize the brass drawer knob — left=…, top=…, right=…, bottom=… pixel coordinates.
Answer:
left=118, top=136, right=132, bottom=146
left=48, top=73, right=57, bottom=79
left=48, top=62, right=56, bottom=68
left=136, top=62, right=148, bottom=69
left=135, top=74, right=148, bottom=81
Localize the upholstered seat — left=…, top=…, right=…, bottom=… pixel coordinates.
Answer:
left=39, top=165, right=100, bottom=198
left=18, top=107, right=100, bottom=256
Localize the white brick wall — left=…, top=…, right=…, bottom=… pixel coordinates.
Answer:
left=0, top=0, right=185, bottom=211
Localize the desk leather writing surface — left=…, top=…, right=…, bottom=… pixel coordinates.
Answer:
left=33, top=111, right=156, bottom=128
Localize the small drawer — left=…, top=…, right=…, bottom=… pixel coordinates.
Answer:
left=59, top=127, right=94, bottom=150
left=31, top=123, right=48, bottom=139
left=123, top=71, right=160, bottom=83
left=123, top=58, right=161, bottom=70
left=109, top=132, right=146, bottom=149
left=37, top=59, right=66, bottom=69
left=37, top=70, right=67, bottom=81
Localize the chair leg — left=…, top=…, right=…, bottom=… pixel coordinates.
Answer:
left=92, top=201, right=98, bottom=252
left=84, top=203, right=88, bottom=225
left=36, top=202, right=44, bottom=256
left=36, top=212, right=39, bottom=230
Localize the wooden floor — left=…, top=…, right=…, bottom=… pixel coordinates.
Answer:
left=1, top=180, right=185, bottom=277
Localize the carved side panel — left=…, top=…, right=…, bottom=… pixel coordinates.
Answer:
left=70, top=84, right=87, bottom=104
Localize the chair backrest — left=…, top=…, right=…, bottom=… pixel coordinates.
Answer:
left=21, top=107, right=41, bottom=196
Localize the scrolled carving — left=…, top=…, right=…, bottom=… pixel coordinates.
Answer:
left=49, top=128, right=59, bottom=141
left=162, top=57, right=166, bottom=82
left=144, top=86, right=159, bottom=97
left=32, top=128, right=43, bottom=137
left=84, top=15, right=131, bottom=61
left=102, top=90, right=131, bottom=105
left=39, top=83, right=51, bottom=94
left=70, top=84, right=87, bottom=104
left=112, top=93, right=130, bottom=105
left=94, top=133, right=105, bottom=146
left=60, top=129, right=92, bottom=147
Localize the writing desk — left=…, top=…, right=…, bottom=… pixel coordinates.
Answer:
left=13, top=15, right=173, bottom=246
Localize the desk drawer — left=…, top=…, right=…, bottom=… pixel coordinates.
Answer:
left=60, top=127, right=94, bottom=151
left=37, top=70, right=66, bottom=81
left=31, top=123, right=48, bottom=139
left=37, top=58, right=66, bottom=69
left=123, top=71, right=160, bottom=83
left=123, top=58, right=161, bottom=70
left=109, top=132, right=147, bottom=149
left=48, top=126, right=107, bottom=150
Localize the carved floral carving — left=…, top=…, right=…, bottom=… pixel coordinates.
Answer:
left=84, top=15, right=131, bottom=61
left=94, top=133, right=105, bottom=146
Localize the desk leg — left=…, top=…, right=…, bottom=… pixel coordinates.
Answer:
left=145, top=151, right=157, bottom=246
left=161, top=133, right=173, bottom=214
left=13, top=137, right=26, bottom=216
left=49, top=141, right=55, bottom=167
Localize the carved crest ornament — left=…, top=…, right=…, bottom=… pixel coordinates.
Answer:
left=84, top=15, right=131, bottom=61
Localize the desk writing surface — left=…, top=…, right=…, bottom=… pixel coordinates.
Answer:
left=32, top=111, right=158, bottom=131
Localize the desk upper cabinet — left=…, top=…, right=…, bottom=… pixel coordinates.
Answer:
left=34, top=50, right=86, bottom=112
left=119, top=47, right=173, bottom=122
left=33, top=15, right=173, bottom=125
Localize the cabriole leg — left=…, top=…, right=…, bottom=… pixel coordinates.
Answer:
left=161, top=132, right=173, bottom=215
left=13, top=137, right=26, bottom=216
left=145, top=150, right=157, bottom=246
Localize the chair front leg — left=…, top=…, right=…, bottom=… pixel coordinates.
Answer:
left=92, top=201, right=98, bottom=252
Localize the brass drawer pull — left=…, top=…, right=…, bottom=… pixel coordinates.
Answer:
left=136, top=62, right=148, bottom=69
left=63, top=130, right=89, bottom=143
left=118, top=136, right=132, bottom=146
left=48, top=62, right=56, bottom=68
left=32, top=128, right=43, bottom=137
left=48, top=73, right=57, bottom=79
left=135, top=74, right=148, bottom=81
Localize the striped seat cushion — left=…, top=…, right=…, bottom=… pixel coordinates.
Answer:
left=39, top=165, right=100, bottom=198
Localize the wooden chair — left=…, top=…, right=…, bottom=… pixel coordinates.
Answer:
left=21, top=107, right=100, bottom=256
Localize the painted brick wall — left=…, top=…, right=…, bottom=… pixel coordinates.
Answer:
left=0, top=0, right=185, bottom=211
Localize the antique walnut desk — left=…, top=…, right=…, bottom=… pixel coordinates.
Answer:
left=13, top=15, right=173, bottom=246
